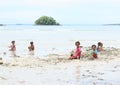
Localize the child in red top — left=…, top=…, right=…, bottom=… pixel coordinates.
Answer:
left=69, top=41, right=81, bottom=59
left=9, top=41, right=16, bottom=51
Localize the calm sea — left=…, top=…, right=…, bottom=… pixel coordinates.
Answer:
left=0, top=25, right=120, bottom=57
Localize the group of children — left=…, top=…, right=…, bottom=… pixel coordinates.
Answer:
left=0, top=40, right=103, bottom=64
left=0, top=41, right=35, bottom=64
left=69, top=41, right=103, bottom=59
left=9, top=41, right=35, bottom=52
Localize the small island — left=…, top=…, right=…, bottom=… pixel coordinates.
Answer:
left=35, top=16, right=60, bottom=25
left=0, top=24, right=4, bottom=26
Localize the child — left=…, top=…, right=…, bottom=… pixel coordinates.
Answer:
left=97, top=42, right=103, bottom=52
left=9, top=41, right=16, bottom=51
left=28, top=41, right=34, bottom=51
left=90, top=45, right=98, bottom=58
left=69, top=41, right=81, bottom=59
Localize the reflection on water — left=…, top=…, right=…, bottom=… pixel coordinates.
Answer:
left=28, top=51, right=34, bottom=56
left=9, top=51, right=16, bottom=57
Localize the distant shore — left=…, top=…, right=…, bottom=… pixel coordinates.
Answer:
left=1, top=23, right=120, bottom=26
left=0, top=24, right=4, bottom=26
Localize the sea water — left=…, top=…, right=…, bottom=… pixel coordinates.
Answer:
left=0, top=25, right=120, bottom=57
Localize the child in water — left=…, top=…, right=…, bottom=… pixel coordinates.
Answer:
left=69, top=41, right=81, bottom=59
left=9, top=41, right=16, bottom=57
left=9, top=41, right=16, bottom=51
left=90, top=45, right=98, bottom=59
left=28, top=41, right=34, bottom=51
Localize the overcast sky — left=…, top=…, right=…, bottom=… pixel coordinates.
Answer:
left=0, top=0, right=120, bottom=24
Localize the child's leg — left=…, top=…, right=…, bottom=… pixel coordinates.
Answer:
left=92, top=53, right=97, bottom=58
left=77, top=56, right=80, bottom=59
left=69, top=56, right=77, bottom=59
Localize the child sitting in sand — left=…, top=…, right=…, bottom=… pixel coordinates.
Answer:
left=69, top=41, right=82, bottom=59
left=90, top=45, right=98, bottom=59
left=9, top=41, right=16, bottom=51
left=28, top=41, right=34, bottom=51
left=97, top=42, right=103, bottom=52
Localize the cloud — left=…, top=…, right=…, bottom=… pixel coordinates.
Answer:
left=1, top=0, right=120, bottom=5
left=0, top=0, right=120, bottom=9
left=0, top=0, right=120, bottom=24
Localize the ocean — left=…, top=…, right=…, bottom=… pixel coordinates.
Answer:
left=0, top=25, right=120, bottom=57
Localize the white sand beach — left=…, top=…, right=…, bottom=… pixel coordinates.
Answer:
left=0, top=47, right=120, bottom=85
left=1, top=0, right=120, bottom=84
left=0, top=25, right=120, bottom=85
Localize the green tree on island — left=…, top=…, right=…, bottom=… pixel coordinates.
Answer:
left=35, top=16, right=60, bottom=25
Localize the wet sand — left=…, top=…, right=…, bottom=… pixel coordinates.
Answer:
left=0, top=47, right=120, bottom=85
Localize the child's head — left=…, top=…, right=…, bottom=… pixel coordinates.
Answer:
left=75, top=41, right=80, bottom=47
left=98, top=42, right=103, bottom=47
left=11, top=41, right=15, bottom=44
left=30, top=41, right=33, bottom=45
left=92, top=45, right=96, bottom=50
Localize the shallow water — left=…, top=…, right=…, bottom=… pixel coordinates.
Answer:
left=0, top=25, right=120, bottom=57
left=0, top=60, right=120, bottom=85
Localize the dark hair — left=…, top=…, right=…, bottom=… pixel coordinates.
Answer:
left=92, top=44, right=96, bottom=48
left=98, top=42, right=103, bottom=46
left=11, top=41, right=15, bottom=43
left=30, top=41, right=33, bottom=45
left=75, top=41, right=80, bottom=45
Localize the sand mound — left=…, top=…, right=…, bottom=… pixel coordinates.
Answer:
left=1, top=47, right=120, bottom=67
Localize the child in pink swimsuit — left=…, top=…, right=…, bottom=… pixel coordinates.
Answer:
left=9, top=41, right=16, bottom=51
left=69, top=41, right=81, bottom=59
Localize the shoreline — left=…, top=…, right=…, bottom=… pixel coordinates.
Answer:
left=1, top=47, right=120, bottom=67
left=0, top=47, right=120, bottom=85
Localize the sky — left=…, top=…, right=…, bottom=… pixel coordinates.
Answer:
left=0, top=0, right=120, bottom=24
